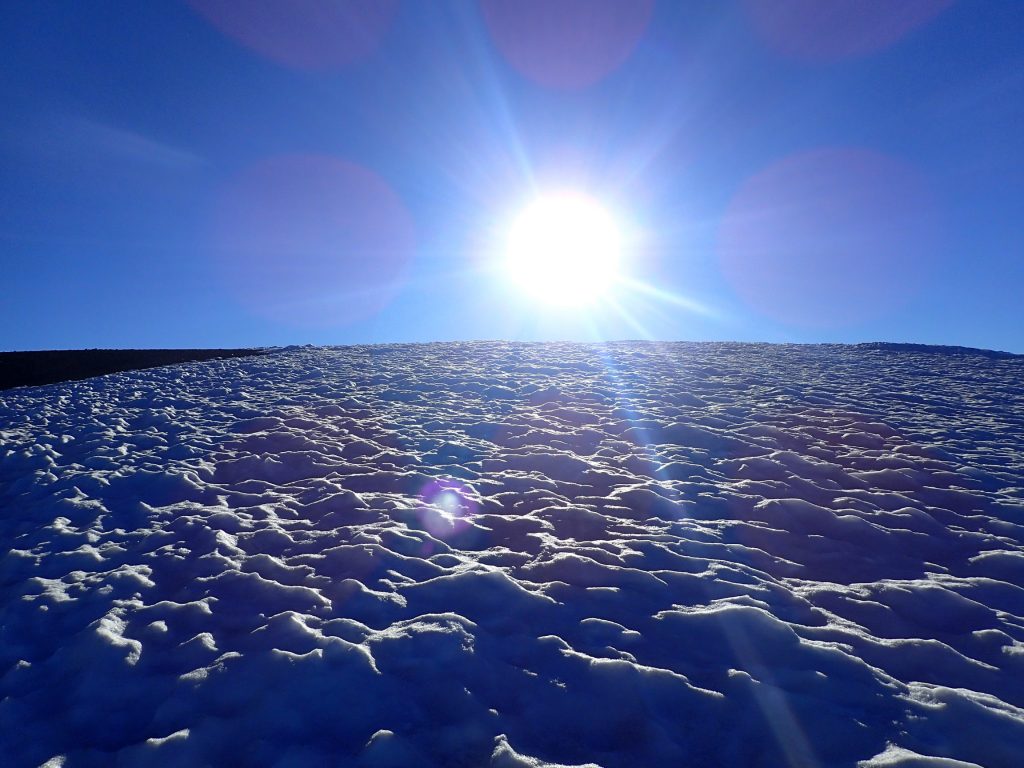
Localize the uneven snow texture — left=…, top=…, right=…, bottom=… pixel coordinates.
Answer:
left=2, top=342, right=1023, bottom=767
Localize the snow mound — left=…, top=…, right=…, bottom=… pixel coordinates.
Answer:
left=2, top=342, right=1022, bottom=767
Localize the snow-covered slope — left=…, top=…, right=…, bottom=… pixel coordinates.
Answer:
left=2, top=342, right=1023, bottom=767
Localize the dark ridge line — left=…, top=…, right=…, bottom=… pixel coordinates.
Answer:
left=0, top=348, right=269, bottom=391
left=853, top=342, right=1022, bottom=360
left=315, top=340, right=1022, bottom=358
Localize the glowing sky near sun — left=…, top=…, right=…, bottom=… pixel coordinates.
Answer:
left=1, top=1, right=1021, bottom=351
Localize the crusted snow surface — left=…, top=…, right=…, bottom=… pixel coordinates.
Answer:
left=2, top=342, right=1023, bottom=767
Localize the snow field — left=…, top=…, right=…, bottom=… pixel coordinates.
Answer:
left=1, top=342, right=1023, bottom=766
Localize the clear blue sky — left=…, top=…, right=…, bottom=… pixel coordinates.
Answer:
left=2, top=1, right=1022, bottom=352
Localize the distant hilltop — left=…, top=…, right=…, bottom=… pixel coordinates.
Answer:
left=854, top=342, right=1021, bottom=359
left=0, top=348, right=267, bottom=391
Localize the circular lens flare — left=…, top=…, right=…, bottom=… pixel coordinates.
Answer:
left=718, top=147, right=942, bottom=328
left=743, top=0, right=953, bottom=62
left=187, top=0, right=397, bottom=71
left=480, top=0, right=655, bottom=89
left=210, top=154, right=415, bottom=328
left=503, top=192, right=622, bottom=306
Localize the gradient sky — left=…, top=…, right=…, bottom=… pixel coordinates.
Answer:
left=2, top=1, right=1022, bottom=352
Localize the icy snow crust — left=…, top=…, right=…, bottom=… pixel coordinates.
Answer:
left=2, top=342, right=1023, bottom=767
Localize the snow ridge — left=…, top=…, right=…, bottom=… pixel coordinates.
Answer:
left=1, top=342, right=1022, bottom=767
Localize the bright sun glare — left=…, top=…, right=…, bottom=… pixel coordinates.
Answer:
left=503, top=191, right=623, bottom=306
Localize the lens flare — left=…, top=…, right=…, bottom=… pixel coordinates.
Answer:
left=481, top=0, right=654, bottom=89
left=718, top=147, right=942, bottom=328
left=187, top=0, right=397, bottom=71
left=416, top=478, right=479, bottom=540
left=211, top=154, right=415, bottom=328
left=744, top=0, right=953, bottom=62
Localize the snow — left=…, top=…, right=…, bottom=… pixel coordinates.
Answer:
left=1, top=342, right=1023, bottom=767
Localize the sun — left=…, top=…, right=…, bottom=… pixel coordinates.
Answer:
left=502, top=191, right=623, bottom=306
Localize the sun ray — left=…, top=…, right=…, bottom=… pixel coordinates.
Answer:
left=603, top=294, right=656, bottom=340
left=616, top=275, right=721, bottom=318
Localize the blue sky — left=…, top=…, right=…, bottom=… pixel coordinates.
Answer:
left=2, top=1, right=1022, bottom=352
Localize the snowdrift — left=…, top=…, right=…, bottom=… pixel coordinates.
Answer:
left=1, top=342, right=1022, bottom=767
